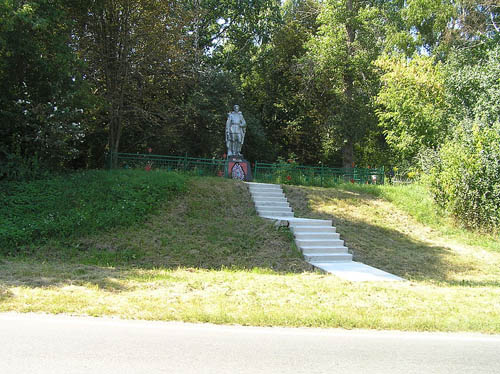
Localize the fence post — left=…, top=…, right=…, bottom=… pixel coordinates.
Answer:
left=381, top=166, right=385, bottom=185
left=109, top=151, right=116, bottom=170
left=320, top=164, right=324, bottom=187
left=254, top=162, right=258, bottom=180
left=106, top=152, right=111, bottom=170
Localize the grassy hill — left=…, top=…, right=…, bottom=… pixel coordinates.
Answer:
left=284, top=183, right=500, bottom=285
left=1, top=172, right=499, bottom=333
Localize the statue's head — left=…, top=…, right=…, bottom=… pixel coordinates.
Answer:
left=233, top=105, right=240, bottom=112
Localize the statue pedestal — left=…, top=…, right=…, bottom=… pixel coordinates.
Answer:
left=226, top=156, right=253, bottom=181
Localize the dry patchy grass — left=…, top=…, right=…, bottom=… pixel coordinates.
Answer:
left=1, top=179, right=500, bottom=333
left=283, top=184, right=500, bottom=286
left=75, top=177, right=311, bottom=272
left=1, top=263, right=500, bottom=332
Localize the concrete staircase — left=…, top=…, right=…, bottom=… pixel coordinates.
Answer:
left=246, top=181, right=403, bottom=281
left=246, top=182, right=353, bottom=264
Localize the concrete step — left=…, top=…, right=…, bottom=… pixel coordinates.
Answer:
left=253, top=199, right=288, bottom=205
left=261, top=212, right=294, bottom=218
left=252, top=195, right=287, bottom=200
left=255, top=201, right=290, bottom=207
left=289, top=219, right=333, bottom=227
left=257, top=206, right=293, bottom=213
left=252, top=195, right=286, bottom=200
left=251, top=191, right=284, bottom=196
left=303, top=253, right=352, bottom=262
left=254, top=200, right=288, bottom=206
left=257, top=209, right=292, bottom=216
left=294, top=232, right=341, bottom=240
left=291, top=226, right=336, bottom=233
left=246, top=182, right=281, bottom=189
left=295, top=238, right=344, bottom=247
left=301, top=245, right=348, bottom=254
left=249, top=190, right=284, bottom=195
left=256, top=205, right=290, bottom=211
left=248, top=185, right=282, bottom=192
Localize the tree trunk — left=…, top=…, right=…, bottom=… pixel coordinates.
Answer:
left=342, top=0, right=356, bottom=169
left=342, top=139, right=354, bottom=169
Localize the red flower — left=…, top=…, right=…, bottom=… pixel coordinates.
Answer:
left=286, top=175, right=292, bottom=181
left=147, top=147, right=152, bottom=153
left=145, top=164, right=152, bottom=171
left=217, top=170, right=224, bottom=177
left=350, top=179, right=354, bottom=184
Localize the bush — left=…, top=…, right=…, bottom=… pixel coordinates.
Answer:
left=0, top=170, right=187, bottom=252
left=0, top=153, right=52, bottom=181
left=428, top=121, right=500, bottom=231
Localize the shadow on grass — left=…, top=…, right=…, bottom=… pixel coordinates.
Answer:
left=341, top=218, right=476, bottom=284
left=284, top=185, right=495, bottom=286
left=0, top=178, right=317, bottom=296
left=0, top=286, right=14, bottom=301
left=0, top=261, right=133, bottom=297
left=2, top=179, right=495, bottom=295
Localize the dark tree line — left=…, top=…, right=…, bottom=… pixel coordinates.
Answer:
left=1, top=0, right=499, bottom=229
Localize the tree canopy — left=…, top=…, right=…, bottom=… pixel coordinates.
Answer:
left=1, top=0, right=499, bottom=228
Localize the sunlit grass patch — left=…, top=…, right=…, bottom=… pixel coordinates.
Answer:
left=283, top=184, right=500, bottom=285
left=1, top=176, right=499, bottom=333
left=0, top=170, right=187, bottom=252
left=341, top=183, right=499, bottom=252
left=1, top=262, right=500, bottom=333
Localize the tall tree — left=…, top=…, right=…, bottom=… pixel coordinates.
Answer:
left=0, top=0, right=88, bottom=178
left=241, top=0, right=323, bottom=163
left=385, top=1, right=499, bottom=57
left=74, top=0, right=195, bottom=165
left=375, top=54, right=449, bottom=164
left=305, top=0, right=384, bottom=168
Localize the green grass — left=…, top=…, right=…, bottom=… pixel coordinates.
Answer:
left=55, top=176, right=309, bottom=271
left=335, top=183, right=499, bottom=252
left=283, top=184, right=500, bottom=284
left=1, top=174, right=500, bottom=333
left=1, top=264, right=499, bottom=332
left=0, top=170, right=187, bottom=253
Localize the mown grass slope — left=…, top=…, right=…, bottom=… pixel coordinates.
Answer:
left=284, top=183, right=500, bottom=285
left=0, top=170, right=186, bottom=252
left=65, top=176, right=309, bottom=271
left=1, top=174, right=499, bottom=333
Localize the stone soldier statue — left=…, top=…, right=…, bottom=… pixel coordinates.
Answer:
left=225, top=105, right=246, bottom=157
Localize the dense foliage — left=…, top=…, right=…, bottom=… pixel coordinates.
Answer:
left=0, top=170, right=186, bottom=252
left=427, top=45, right=500, bottom=230
left=0, top=0, right=89, bottom=177
left=376, top=54, right=449, bottom=164
left=0, top=0, right=499, bottom=230
left=429, top=121, right=500, bottom=231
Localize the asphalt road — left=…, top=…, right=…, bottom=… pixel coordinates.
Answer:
left=1, top=313, right=499, bottom=373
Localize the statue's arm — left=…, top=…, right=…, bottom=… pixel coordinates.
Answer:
left=225, top=115, right=231, bottom=139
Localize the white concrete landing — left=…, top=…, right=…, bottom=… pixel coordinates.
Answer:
left=246, top=182, right=404, bottom=282
left=311, top=262, right=404, bottom=282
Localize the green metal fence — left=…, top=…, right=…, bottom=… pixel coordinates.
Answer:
left=109, top=152, right=385, bottom=185
left=253, top=162, right=385, bottom=186
left=110, top=152, right=226, bottom=177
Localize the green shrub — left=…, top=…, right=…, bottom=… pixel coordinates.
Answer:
left=429, top=121, right=500, bottom=231
left=0, top=153, right=52, bottom=182
left=0, top=170, right=187, bottom=252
